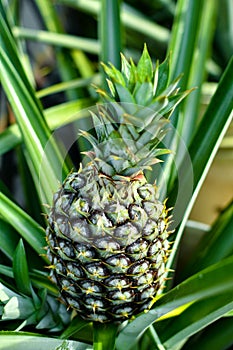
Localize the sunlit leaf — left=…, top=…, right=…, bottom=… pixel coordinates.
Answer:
left=158, top=292, right=233, bottom=347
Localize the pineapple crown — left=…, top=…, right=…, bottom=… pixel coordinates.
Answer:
left=81, top=45, right=190, bottom=179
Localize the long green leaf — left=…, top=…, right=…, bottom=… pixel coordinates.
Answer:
left=0, top=99, right=93, bottom=156
left=214, top=0, right=233, bottom=65
left=99, top=0, right=122, bottom=70
left=168, top=0, right=203, bottom=89
left=116, top=255, right=233, bottom=350
left=158, top=292, right=233, bottom=347
left=0, top=124, right=22, bottom=156
left=166, top=0, right=212, bottom=188
left=164, top=0, right=216, bottom=191
left=0, top=46, right=63, bottom=205
left=0, top=332, right=89, bottom=350
left=166, top=57, right=233, bottom=276
left=0, top=192, right=47, bottom=262
left=181, top=0, right=218, bottom=144
left=34, top=0, right=94, bottom=100
left=188, top=57, right=233, bottom=188
left=0, top=265, right=14, bottom=279
left=44, top=99, right=93, bottom=130
left=0, top=11, right=69, bottom=205
left=0, top=219, right=19, bottom=260
left=0, top=264, right=58, bottom=295
left=36, top=77, right=98, bottom=99
left=13, top=27, right=99, bottom=54
left=13, top=239, right=32, bottom=296
left=34, top=0, right=96, bottom=156
left=58, top=0, right=169, bottom=45
left=182, top=317, right=233, bottom=350
left=0, top=2, right=37, bottom=97
left=17, top=147, right=45, bottom=224
left=183, top=200, right=233, bottom=278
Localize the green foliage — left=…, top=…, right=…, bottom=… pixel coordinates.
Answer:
left=0, top=0, right=232, bottom=349
left=0, top=332, right=89, bottom=350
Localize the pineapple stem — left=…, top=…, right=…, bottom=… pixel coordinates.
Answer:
left=93, top=322, right=119, bottom=350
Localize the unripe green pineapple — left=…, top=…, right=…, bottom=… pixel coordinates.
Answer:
left=46, top=46, right=189, bottom=323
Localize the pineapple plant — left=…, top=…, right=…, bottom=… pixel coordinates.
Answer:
left=1, top=0, right=233, bottom=349
left=46, top=46, right=190, bottom=323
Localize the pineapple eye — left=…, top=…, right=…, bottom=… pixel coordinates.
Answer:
left=63, top=246, right=75, bottom=259
left=138, top=284, right=158, bottom=300
left=107, top=289, right=134, bottom=302
left=47, top=250, right=54, bottom=264
left=105, top=202, right=130, bottom=225
left=129, top=204, right=142, bottom=220
left=69, top=198, right=90, bottom=218
left=46, top=229, right=55, bottom=248
left=162, top=239, right=170, bottom=251
left=70, top=219, right=91, bottom=241
left=77, top=198, right=89, bottom=213
left=85, top=262, right=109, bottom=278
left=143, top=201, right=163, bottom=217
left=111, top=303, right=134, bottom=318
left=158, top=218, right=166, bottom=233
left=83, top=295, right=106, bottom=310
left=94, top=237, right=120, bottom=252
left=55, top=261, right=66, bottom=275
left=157, top=262, right=166, bottom=276
left=90, top=212, right=112, bottom=228
left=52, top=189, right=62, bottom=203
left=105, top=275, right=131, bottom=289
left=54, top=217, right=70, bottom=237
left=57, top=239, right=76, bottom=259
left=66, top=263, right=85, bottom=279
left=114, top=222, right=140, bottom=246
left=65, top=297, right=82, bottom=311
left=105, top=254, right=131, bottom=270
left=86, top=312, right=109, bottom=322
left=142, top=219, right=159, bottom=240
left=74, top=242, right=96, bottom=262
left=136, top=271, right=154, bottom=286
left=148, top=240, right=162, bottom=260
left=54, top=194, right=74, bottom=214
left=79, top=279, right=103, bottom=294
left=128, top=204, right=148, bottom=229
left=137, top=185, right=155, bottom=200
left=60, top=278, right=76, bottom=293
left=126, top=238, right=148, bottom=254
left=47, top=213, right=54, bottom=227
left=127, top=259, right=149, bottom=275
left=114, top=222, right=138, bottom=238
left=151, top=261, right=166, bottom=276
left=64, top=173, right=86, bottom=191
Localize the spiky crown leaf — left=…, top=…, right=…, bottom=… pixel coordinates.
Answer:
left=82, top=45, right=191, bottom=178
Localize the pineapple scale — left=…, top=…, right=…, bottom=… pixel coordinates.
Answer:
left=46, top=163, right=171, bottom=323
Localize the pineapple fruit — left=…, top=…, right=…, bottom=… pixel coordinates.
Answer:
left=46, top=46, right=189, bottom=323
